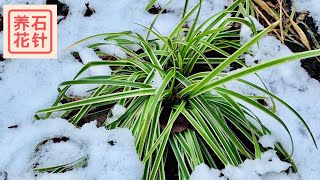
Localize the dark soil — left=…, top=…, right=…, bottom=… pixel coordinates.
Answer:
left=160, top=91, right=193, bottom=133
left=71, top=52, right=83, bottom=63
left=301, top=57, right=320, bottom=81
left=84, top=2, right=95, bottom=17
left=164, top=145, right=179, bottom=179
left=0, top=14, right=3, bottom=32
left=46, top=0, right=69, bottom=24
left=47, top=0, right=69, bottom=16
left=296, top=15, right=320, bottom=81
left=281, top=1, right=320, bottom=82
left=7, top=124, right=18, bottom=129
left=46, top=0, right=56, bottom=5
left=148, top=5, right=168, bottom=14
left=1, top=13, right=4, bottom=61
left=35, top=137, right=70, bottom=150
left=108, top=140, right=116, bottom=146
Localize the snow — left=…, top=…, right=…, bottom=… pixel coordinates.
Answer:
left=98, top=41, right=127, bottom=59
left=0, top=57, right=82, bottom=127
left=296, top=0, right=320, bottom=31
left=239, top=16, right=264, bottom=45
left=259, top=135, right=277, bottom=149
left=1, top=0, right=320, bottom=179
left=151, top=71, right=163, bottom=88
left=66, top=47, right=113, bottom=96
left=106, top=103, right=126, bottom=124
left=33, top=139, right=85, bottom=167
left=78, top=48, right=112, bottom=76
left=190, top=150, right=298, bottom=180
left=0, top=118, right=143, bottom=179
left=190, top=163, right=221, bottom=180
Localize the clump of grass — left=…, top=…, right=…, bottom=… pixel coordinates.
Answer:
left=36, top=0, right=319, bottom=179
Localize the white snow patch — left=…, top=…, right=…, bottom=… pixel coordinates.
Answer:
left=240, top=16, right=264, bottom=45
left=78, top=48, right=112, bottom=76
left=191, top=150, right=298, bottom=180
left=98, top=41, right=127, bottom=59
left=107, top=104, right=127, bottom=124
left=65, top=48, right=112, bottom=97
left=190, top=164, right=221, bottom=180
left=259, top=135, right=277, bottom=149
left=0, top=118, right=143, bottom=180
left=0, top=56, right=83, bottom=127
left=33, top=139, right=86, bottom=168
left=151, top=71, right=163, bottom=88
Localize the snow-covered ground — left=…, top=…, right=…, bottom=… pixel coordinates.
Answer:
left=190, top=150, right=299, bottom=180
left=0, top=0, right=319, bottom=179
left=1, top=119, right=143, bottom=180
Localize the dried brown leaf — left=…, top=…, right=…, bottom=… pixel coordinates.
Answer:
left=253, top=0, right=278, bottom=19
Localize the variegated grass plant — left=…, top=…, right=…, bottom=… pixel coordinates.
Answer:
left=36, top=0, right=318, bottom=179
